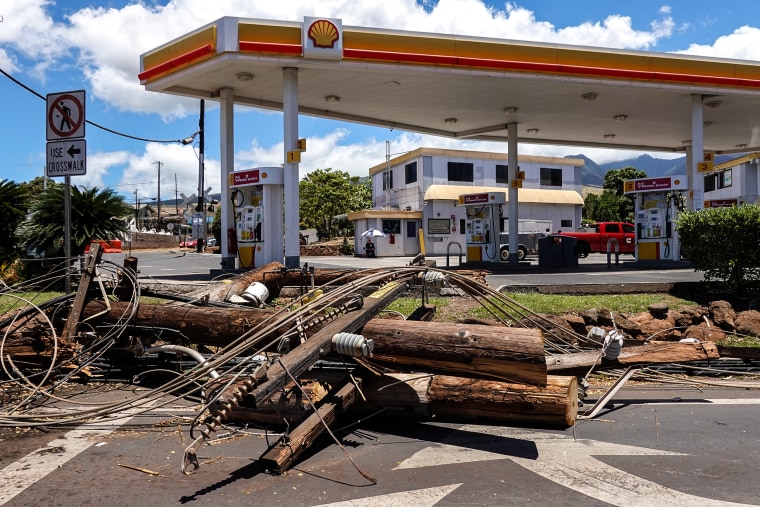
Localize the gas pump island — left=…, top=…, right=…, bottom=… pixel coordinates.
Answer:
left=624, top=175, right=688, bottom=261
left=229, top=167, right=284, bottom=269
left=459, top=191, right=505, bottom=263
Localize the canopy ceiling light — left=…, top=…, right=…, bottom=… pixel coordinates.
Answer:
left=682, top=140, right=692, bottom=146
left=325, top=95, right=341, bottom=104
left=581, top=92, right=598, bottom=101
left=703, top=121, right=713, bottom=127
left=704, top=100, right=722, bottom=109
left=503, top=106, right=519, bottom=114
left=736, top=143, right=748, bottom=149
left=236, top=72, right=254, bottom=81
left=613, top=114, right=628, bottom=122
left=444, top=117, right=458, bottom=124
left=604, top=133, right=616, bottom=139
left=526, top=128, right=539, bottom=134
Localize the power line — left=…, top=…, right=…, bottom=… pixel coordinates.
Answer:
left=1, top=67, right=190, bottom=144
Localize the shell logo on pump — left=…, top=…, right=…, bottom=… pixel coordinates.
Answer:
left=303, top=17, right=343, bottom=60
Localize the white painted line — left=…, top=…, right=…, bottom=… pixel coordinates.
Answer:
left=395, top=425, right=753, bottom=507
left=313, top=484, right=462, bottom=507
left=0, top=412, right=138, bottom=506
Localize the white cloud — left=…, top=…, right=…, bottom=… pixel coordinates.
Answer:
left=678, top=26, right=760, bottom=60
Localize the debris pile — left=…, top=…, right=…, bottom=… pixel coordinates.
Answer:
left=1, top=243, right=758, bottom=481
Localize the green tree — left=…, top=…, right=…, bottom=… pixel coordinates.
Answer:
left=299, top=169, right=372, bottom=239
left=676, top=205, right=760, bottom=288
left=19, top=185, right=132, bottom=256
left=583, top=167, right=647, bottom=223
left=0, top=179, right=31, bottom=265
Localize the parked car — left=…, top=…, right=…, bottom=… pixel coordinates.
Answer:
left=180, top=238, right=198, bottom=248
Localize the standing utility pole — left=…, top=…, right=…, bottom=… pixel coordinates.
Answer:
left=196, top=99, right=205, bottom=253
left=154, top=161, right=163, bottom=221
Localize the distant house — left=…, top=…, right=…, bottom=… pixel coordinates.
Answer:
left=704, top=152, right=760, bottom=207
left=348, top=147, right=584, bottom=257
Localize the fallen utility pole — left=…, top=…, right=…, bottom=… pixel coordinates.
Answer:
left=247, top=277, right=412, bottom=408
left=546, top=340, right=720, bottom=376
left=361, top=319, right=547, bottom=386
left=360, top=373, right=577, bottom=428
left=258, top=375, right=358, bottom=474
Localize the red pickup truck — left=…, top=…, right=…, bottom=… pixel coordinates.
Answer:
left=560, top=222, right=635, bottom=258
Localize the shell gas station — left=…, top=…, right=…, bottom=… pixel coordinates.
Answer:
left=139, top=16, right=760, bottom=269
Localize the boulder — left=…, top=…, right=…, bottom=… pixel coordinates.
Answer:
left=735, top=310, right=760, bottom=338
left=648, top=302, right=669, bottom=318
left=681, top=324, right=728, bottom=342
left=709, top=300, right=736, bottom=331
left=672, top=306, right=708, bottom=328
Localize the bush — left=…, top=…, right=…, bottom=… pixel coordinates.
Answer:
left=676, top=205, right=760, bottom=288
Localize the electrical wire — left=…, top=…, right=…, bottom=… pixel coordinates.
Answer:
left=1, top=67, right=192, bottom=144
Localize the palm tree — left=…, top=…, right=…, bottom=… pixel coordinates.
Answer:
left=0, top=179, right=31, bottom=264
left=20, top=185, right=132, bottom=256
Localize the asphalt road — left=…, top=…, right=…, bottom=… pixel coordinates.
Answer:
left=2, top=385, right=759, bottom=506
left=103, top=250, right=704, bottom=289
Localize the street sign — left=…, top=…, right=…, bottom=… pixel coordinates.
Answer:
left=286, top=150, right=301, bottom=163
left=46, top=139, right=87, bottom=177
left=46, top=90, right=85, bottom=140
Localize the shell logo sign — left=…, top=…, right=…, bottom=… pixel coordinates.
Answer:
left=303, top=17, right=343, bottom=60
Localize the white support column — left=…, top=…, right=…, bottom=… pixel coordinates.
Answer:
left=690, top=94, right=705, bottom=211
left=220, top=87, right=236, bottom=269
left=283, top=67, right=300, bottom=268
left=507, top=122, right=519, bottom=263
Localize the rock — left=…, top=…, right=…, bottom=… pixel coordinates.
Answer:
left=648, top=302, right=669, bottom=318
left=709, top=300, right=736, bottom=331
left=735, top=310, right=760, bottom=338
left=579, top=308, right=600, bottom=326
left=681, top=324, right=728, bottom=342
left=563, top=314, right=587, bottom=335
left=672, top=306, right=708, bottom=328
left=610, top=313, right=642, bottom=339
left=629, top=311, right=678, bottom=340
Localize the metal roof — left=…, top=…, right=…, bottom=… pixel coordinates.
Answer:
left=140, top=16, right=760, bottom=156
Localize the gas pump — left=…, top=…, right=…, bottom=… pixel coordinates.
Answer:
left=458, top=191, right=505, bottom=262
left=624, top=175, right=687, bottom=261
left=228, top=167, right=284, bottom=269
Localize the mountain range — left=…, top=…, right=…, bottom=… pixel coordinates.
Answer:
left=574, top=153, right=740, bottom=187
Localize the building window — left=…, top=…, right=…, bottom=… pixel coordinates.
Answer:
left=460, top=218, right=465, bottom=234
left=382, top=170, right=393, bottom=191
left=447, top=162, right=474, bottom=182
left=405, top=162, right=417, bottom=184
left=704, top=173, right=716, bottom=192
left=496, top=164, right=509, bottom=184
left=540, top=167, right=562, bottom=187
left=382, top=219, right=401, bottom=234
left=721, top=169, right=732, bottom=188
left=428, top=218, right=449, bottom=234
left=560, top=219, right=572, bottom=229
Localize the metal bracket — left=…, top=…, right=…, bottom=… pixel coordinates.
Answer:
left=577, top=366, right=639, bottom=420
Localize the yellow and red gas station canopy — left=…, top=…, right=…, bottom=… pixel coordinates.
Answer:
left=140, top=16, right=760, bottom=154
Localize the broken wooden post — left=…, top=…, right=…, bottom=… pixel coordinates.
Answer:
left=546, top=340, right=720, bottom=376
left=258, top=376, right=357, bottom=474
left=248, top=277, right=412, bottom=408
left=360, top=373, right=577, bottom=428
left=360, top=319, right=547, bottom=386
left=61, top=242, right=103, bottom=343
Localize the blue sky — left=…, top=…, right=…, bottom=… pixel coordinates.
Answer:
left=2, top=0, right=759, bottom=203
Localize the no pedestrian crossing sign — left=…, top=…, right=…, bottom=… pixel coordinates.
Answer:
left=46, top=90, right=85, bottom=140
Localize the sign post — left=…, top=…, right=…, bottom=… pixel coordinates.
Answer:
left=46, top=90, right=86, bottom=294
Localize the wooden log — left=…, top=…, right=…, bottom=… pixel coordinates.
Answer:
left=248, top=277, right=412, bottom=408
left=361, top=320, right=547, bottom=387
left=205, top=375, right=337, bottom=425
left=546, top=340, right=720, bottom=376
left=258, top=377, right=357, bottom=474
left=82, top=301, right=278, bottom=347
left=360, top=373, right=577, bottom=428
